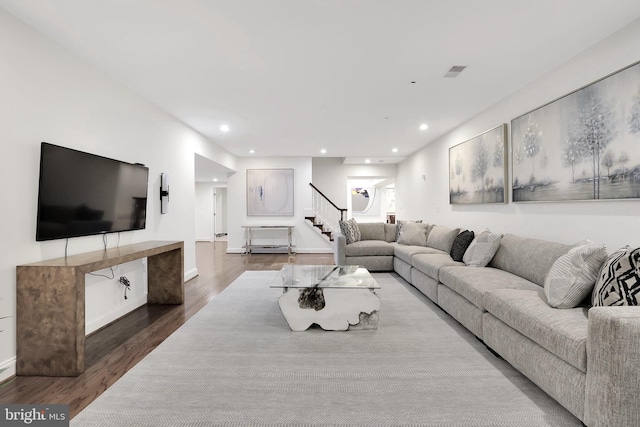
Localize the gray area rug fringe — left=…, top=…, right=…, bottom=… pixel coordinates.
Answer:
left=71, top=271, right=581, bottom=426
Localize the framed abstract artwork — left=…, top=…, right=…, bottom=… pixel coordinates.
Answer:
left=449, top=124, right=508, bottom=204
left=246, top=169, right=294, bottom=216
left=512, top=61, right=640, bottom=202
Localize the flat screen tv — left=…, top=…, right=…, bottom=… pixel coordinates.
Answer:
left=36, top=142, right=149, bottom=241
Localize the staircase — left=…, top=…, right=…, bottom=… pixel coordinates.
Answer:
left=305, top=215, right=335, bottom=241
left=307, top=183, right=347, bottom=242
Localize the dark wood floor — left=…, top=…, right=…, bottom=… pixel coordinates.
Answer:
left=0, top=241, right=333, bottom=418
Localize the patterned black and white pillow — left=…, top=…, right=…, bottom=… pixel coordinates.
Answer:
left=339, top=218, right=361, bottom=244
left=592, top=246, right=640, bottom=306
left=349, top=218, right=361, bottom=242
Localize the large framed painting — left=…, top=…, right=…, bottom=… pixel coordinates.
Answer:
left=246, top=169, right=294, bottom=216
left=512, top=61, right=640, bottom=202
left=449, top=124, right=508, bottom=204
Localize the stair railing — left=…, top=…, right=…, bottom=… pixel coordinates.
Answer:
left=309, top=183, right=347, bottom=237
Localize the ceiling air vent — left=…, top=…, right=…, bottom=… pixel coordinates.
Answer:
left=444, top=65, right=467, bottom=78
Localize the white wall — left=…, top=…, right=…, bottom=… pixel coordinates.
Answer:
left=311, top=157, right=398, bottom=209
left=227, top=157, right=332, bottom=253
left=396, top=18, right=640, bottom=252
left=0, top=8, right=235, bottom=381
left=195, top=182, right=214, bottom=241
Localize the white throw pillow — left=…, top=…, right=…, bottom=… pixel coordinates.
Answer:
left=397, top=222, right=429, bottom=246
left=462, top=230, right=503, bottom=267
left=544, top=242, right=608, bottom=308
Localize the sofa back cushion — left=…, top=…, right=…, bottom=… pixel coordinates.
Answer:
left=426, top=225, right=461, bottom=253
left=357, top=222, right=385, bottom=241
left=489, top=234, right=573, bottom=287
left=397, top=222, right=430, bottom=246
left=384, top=224, right=397, bottom=242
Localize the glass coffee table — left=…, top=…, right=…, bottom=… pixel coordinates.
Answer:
left=270, top=265, right=380, bottom=331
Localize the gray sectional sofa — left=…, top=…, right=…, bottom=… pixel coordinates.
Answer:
left=334, top=221, right=640, bottom=427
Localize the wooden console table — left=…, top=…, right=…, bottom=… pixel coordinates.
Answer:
left=16, top=240, right=184, bottom=376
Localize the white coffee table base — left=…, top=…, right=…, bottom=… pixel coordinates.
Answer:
left=278, top=287, right=380, bottom=331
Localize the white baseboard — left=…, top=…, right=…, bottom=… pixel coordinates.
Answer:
left=185, top=268, right=198, bottom=282
left=0, top=357, right=17, bottom=384
left=226, top=247, right=332, bottom=254
left=295, top=248, right=334, bottom=254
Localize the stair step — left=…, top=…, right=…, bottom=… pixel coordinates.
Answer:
left=305, top=214, right=334, bottom=242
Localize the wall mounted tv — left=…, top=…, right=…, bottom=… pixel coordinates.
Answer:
left=36, top=142, right=149, bottom=241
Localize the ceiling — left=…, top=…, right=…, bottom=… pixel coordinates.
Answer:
left=3, top=1, right=640, bottom=165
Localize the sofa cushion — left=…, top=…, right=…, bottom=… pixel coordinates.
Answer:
left=394, top=244, right=442, bottom=264
left=426, top=225, right=460, bottom=252
left=489, top=234, right=573, bottom=287
left=544, top=241, right=608, bottom=309
left=395, top=220, right=423, bottom=241
left=384, top=223, right=397, bottom=242
left=592, top=246, right=640, bottom=306
left=483, top=288, right=588, bottom=372
left=357, top=222, right=385, bottom=241
left=339, top=218, right=361, bottom=244
left=345, top=240, right=395, bottom=257
left=397, top=222, right=429, bottom=246
left=450, top=230, right=475, bottom=262
left=439, top=266, right=540, bottom=309
left=463, top=230, right=503, bottom=267
left=412, top=253, right=464, bottom=281
left=345, top=255, right=393, bottom=272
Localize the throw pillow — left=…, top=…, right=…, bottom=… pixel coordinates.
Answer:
left=450, top=230, right=475, bottom=262
left=349, top=218, right=361, bottom=242
left=397, top=222, right=429, bottom=246
left=463, top=230, right=503, bottom=267
left=395, top=220, right=423, bottom=242
left=592, top=246, right=640, bottom=306
left=426, top=225, right=461, bottom=253
left=544, top=242, right=608, bottom=309
left=338, top=218, right=361, bottom=244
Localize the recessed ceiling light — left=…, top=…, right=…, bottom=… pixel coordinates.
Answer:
left=320, top=148, right=327, bottom=154
left=213, top=178, right=218, bottom=182
left=248, top=149, right=255, bottom=154
left=392, top=148, right=399, bottom=153
left=419, top=123, right=428, bottom=130
left=220, top=124, right=230, bottom=132
left=365, top=159, right=371, bottom=164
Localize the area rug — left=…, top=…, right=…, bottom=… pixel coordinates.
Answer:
left=71, top=271, right=581, bottom=426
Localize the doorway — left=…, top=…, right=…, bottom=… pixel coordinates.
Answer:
left=213, top=187, right=228, bottom=241
left=194, top=153, right=233, bottom=242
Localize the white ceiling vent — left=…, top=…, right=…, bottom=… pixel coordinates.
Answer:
left=444, top=65, right=467, bottom=78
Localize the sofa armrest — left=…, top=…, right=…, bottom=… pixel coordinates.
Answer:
left=334, top=234, right=346, bottom=265
left=585, top=306, right=640, bottom=426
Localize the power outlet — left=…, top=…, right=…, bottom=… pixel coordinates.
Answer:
left=435, top=205, right=440, bottom=212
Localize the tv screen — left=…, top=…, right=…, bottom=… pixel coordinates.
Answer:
left=36, top=142, right=149, bottom=241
